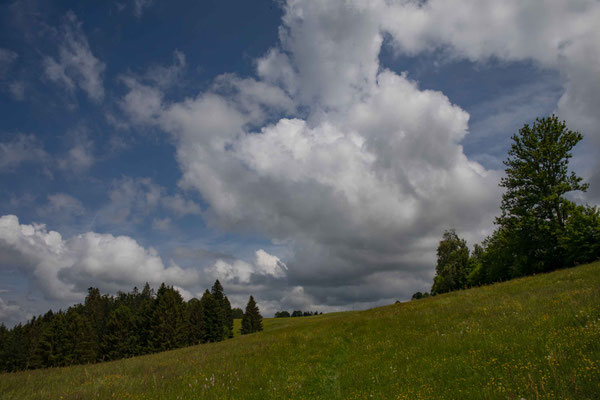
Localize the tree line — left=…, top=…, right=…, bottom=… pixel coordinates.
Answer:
left=274, top=310, right=322, bottom=318
left=0, top=280, right=262, bottom=372
left=419, top=116, right=600, bottom=298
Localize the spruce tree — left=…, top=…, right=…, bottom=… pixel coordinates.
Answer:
left=65, top=309, right=97, bottom=364
left=199, top=290, right=221, bottom=342
left=210, top=280, right=226, bottom=340
left=223, top=296, right=234, bottom=338
left=150, top=284, right=187, bottom=351
left=101, top=305, right=138, bottom=360
left=0, top=323, right=8, bottom=371
left=138, top=282, right=155, bottom=354
left=187, top=298, right=205, bottom=345
left=241, top=296, right=263, bottom=335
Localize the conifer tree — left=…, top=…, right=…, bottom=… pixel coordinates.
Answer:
left=200, top=290, right=222, bottom=342
left=150, top=284, right=187, bottom=351
left=0, top=323, right=8, bottom=371
left=187, top=298, right=205, bottom=345
left=210, top=280, right=226, bottom=340
left=241, top=296, right=263, bottom=334
left=223, top=296, right=234, bottom=338
left=65, top=309, right=97, bottom=364
left=83, top=287, right=112, bottom=358
left=101, top=305, right=138, bottom=360
left=137, top=282, right=155, bottom=353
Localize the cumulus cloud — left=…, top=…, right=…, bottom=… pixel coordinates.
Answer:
left=255, top=249, right=288, bottom=278
left=117, top=0, right=504, bottom=308
left=207, top=250, right=288, bottom=285
left=0, top=214, right=199, bottom=302
left=117, top=0, right=599, bottom=311
left=43, top=11, right=105, bottom=102
left=377, top=0, right=600, bottom=199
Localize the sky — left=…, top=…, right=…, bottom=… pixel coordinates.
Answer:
left=1, top=0, right=599, bottom=326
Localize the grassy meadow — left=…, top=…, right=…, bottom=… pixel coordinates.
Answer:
left=1, top=262, right=599, bottom=399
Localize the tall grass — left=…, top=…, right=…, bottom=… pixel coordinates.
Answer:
left=1, top=262, right=599, bottom=399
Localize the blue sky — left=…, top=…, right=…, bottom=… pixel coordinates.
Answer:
left=1, top=0, right=599, bottom=326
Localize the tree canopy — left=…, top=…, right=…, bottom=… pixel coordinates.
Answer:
left=497, top=115, right=589, bottom=274
left=0, top=280, right=255, bottom=373
left=425, top=115, right=600, bottom=295
left=431, top=229, right=470, bottom=294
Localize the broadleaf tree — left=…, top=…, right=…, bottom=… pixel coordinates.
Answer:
left=496, top=115, right=589, bottom=275
left=431, top=229, right=470, bottom=294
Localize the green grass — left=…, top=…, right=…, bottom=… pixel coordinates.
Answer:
left=1, top=262, right=599, bottom=399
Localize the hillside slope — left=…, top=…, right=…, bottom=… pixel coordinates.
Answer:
left=1, top=262, right=599, bottom=399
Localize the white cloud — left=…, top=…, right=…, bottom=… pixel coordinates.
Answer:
left=43, top=11, right=105, bottom=102
left=98, top=177, right=202, bottom=226
left=0, top=214, right=199, bottom=301
left=207, top=249, right=288, bottom=284
left=38, top=193, right=85, bottom=218
left=144, top=50, right=186, bottom=89
left=208, top=259, right=255, bottom=284
left=117, top=0, right=599, bottom=310
left=119, top=77, right=163, bottom=126
left=161, top=193, right=202, bottom=217
left=58, top=142, right=95, bottom=172
left=376, top=0, right=600, bottom=200
left=255, top=249, right=287, bottom=279
left=0, top=134, right=49, bottom=172
left=173, top=285, right=195, bottom=301
left=117, top=0, right=502, bottom=307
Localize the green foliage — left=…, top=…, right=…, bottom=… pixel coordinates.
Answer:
left=2, top=262, right=599, bottom=399
left=222, top=296, right=234, bottom=339
left=447, top=116, right=599, bottom=291
left=431, top=229, right=470, bottom=294
left=559, top=204, right=600, bottom=266
left=497, top=115, right=588, bottom=274
left=241, top=296, right=263, bottom=335
left=65, top=309, right=97, bottom=364
left=275, top=311, right=291, bottom=318
left=231, top=307, right=244, bottom=319
left=101, top=305, right=138, bottom=360
left=200, top=290, right=222, bottom=343
left=187, top=298, right=205, bottom=345
left=150, top=284, right=187, bottom=351
left=0, top=281, right=245, bottom=372
left=210, top=280, right=226, bottom=340
left=411, top=292, right=430, bottom=300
